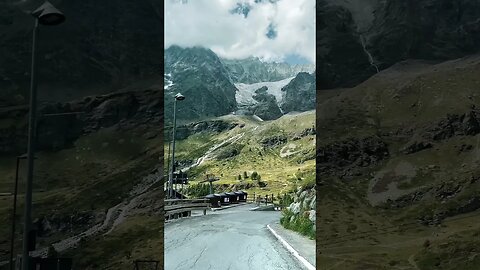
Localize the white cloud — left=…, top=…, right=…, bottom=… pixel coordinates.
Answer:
left=165, top=0, right=315, bottom=63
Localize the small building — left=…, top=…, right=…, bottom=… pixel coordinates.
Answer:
left=218, top=193, right=231, bottom=205
left=205, top=194, right=221, bottom=208
left=235, top=191, right=247, bottom=202
left=226, top=192, right=238, bottom=203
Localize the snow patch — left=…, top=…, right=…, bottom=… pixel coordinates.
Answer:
left=164, top=73, right=174, bottom=90
left=235, top=77, right=295, bottom=106
left=252, top=115, right=264, bottom=122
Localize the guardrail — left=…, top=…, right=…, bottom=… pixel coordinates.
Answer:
left=164, top=199, right=209, bottom=220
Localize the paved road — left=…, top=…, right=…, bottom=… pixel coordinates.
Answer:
left=164, top=204, right=306, bottom=270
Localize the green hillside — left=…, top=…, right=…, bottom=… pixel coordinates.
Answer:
left=317, top=56, right=480, bottom=269
left=0, top=125, right=165, bottom=269
left=165, top=111, right=316, bottom=198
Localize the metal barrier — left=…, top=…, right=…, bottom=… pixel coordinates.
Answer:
left=164, top=199, right=209, bottom=220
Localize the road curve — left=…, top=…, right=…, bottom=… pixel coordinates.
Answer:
left=164, top=204, right=306, bottom=270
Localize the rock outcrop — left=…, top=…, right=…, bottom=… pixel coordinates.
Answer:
left=317, top=136, right=389, bottom=175
left=0, top=0, right=162, bottom=106
left=316, top=0, right=480, bottom=89
left=251, top=86, right=283, bottom=120
left=164, top=46, right=237, bottom=123
left=222, top=57, right=314, bottom=84
left=0, top=88, right=163, bottom=155
left=280, top=72, right=316, bottom=113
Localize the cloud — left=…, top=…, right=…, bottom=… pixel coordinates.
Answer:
left=165, top=0, right=315, bottom=63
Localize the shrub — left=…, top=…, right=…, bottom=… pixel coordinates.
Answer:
left=280, top=208, right=315, bottom=240
left=185, top=183, right=211, bottom=197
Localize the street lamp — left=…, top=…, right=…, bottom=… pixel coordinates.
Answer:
left=168, top=93, right=185, bottom=199
left=9, top=154, right=26, bottom=270
left=10, top=155, right=38, bottom=270
left=21, top=2, right=65, bottom=270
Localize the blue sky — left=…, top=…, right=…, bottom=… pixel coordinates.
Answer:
left=284, top=54, right=312, bottom=65
left=165, top=0, right=315, bottom=64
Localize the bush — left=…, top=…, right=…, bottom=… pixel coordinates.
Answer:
left=280, top=194, right=294, bottom=207
left=185, top=183, right=212, bottom=197
left=280, top=208, right=315, bottom=240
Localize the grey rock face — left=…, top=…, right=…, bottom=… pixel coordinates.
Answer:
left=175, top=120, right=238, bottom=140
left=367, top=0, right=480, bottom=65
left=261, top=135, right=287, bottom=148
left=250, top=86, right=283, bottom=120
left=0, top=88, right=163, bottom=154
left=317, top=136, right=389, bottom=176
left=222, top=57, right=314, bottom=84
left=288, top=202, right=301, bottom=215
left=280, top=72, right=316, bottom=113
left=0, top=0, right=162, bottom=106
left=164, top=46, right=237, bottom=123
left=316, top=0, right=480, bottom=89
left=316, top=1, right=375, bottom=89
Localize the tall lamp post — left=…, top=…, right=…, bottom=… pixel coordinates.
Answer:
left=9, top=154, right=27, bottom=270
left=22, top=2, right=65, bottom=270
left=168, top=93, right=185, bottom=199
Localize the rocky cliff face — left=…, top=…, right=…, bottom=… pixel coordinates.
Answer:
left=0, top=0, right=162, bottom=107
left=316, top=0, right=480, bottom=89
left=222, top=57, right=315, bottom=84
left=281, top=186, right=316, bottom=238
left=316, top=1, right=378, bottom=89
left=366, top=0, right=480, bottom=65
left=280, top=72, right=316, bottom=113
left=250, top=86, right=283, bottom=120
left=164, top=46, right=237, bottom=123
left=0, top=88, right=162, bottom=155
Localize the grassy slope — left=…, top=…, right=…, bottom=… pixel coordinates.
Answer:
left=167, top=112, right=316, bottom=197
left=317, top=56, right=480, bottom=269
left=0, top=126, right=164, bottom=267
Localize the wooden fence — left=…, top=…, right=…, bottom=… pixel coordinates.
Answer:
left=247, top=193, right=291, bottom=209
left=164, top=199, right=209, bottom=220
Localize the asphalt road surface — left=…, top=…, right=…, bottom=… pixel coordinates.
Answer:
left=164, top=204, right=306, bottom=270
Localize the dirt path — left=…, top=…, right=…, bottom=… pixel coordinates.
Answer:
left=182, top=132, right=246, bottom=171
left=29, top=170, right=162, bottom=258
left=408, top=254, right=420, bottom=270
left=183, top=125, right=258, bottom=172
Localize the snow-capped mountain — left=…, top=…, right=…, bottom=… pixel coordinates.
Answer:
left=222, top=57, right=315, bottom=84
left=164, top=46, right=238, bottom=123
left=164, top=45, right=316, bottom=122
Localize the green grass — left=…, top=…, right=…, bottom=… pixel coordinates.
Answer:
left=316, top=57, right=480, bottom=269
left=63, top=216, right=163, bottom=270
left=164, top=112, right=316, bottom=197
left=280, top=208, right=315, bottom=240
left=0, top=126, right=162, bottom=263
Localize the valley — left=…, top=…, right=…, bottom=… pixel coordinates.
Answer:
left=0, top=41, right=316, bottom=269
left=317, top=54, right=480, bottom=269
left=167, top=111, right=316, bottom=198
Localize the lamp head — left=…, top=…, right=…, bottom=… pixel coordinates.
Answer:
left=175, top=93, right=185, bottom=101
left=32, top=1, right=65, bottom=26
